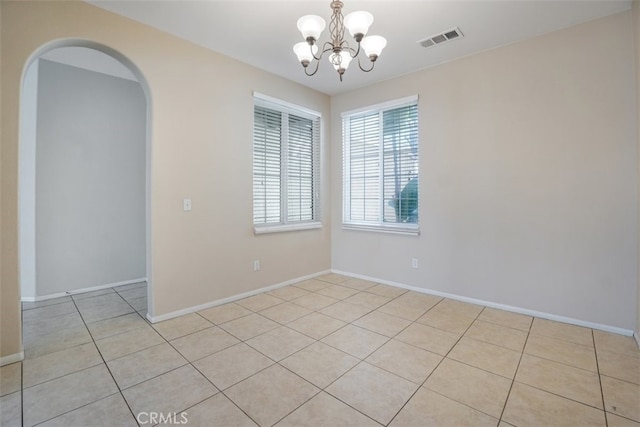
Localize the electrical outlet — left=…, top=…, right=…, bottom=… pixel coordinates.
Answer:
left=183, top=198, right=192, bottom=211
left=253, top=260, right=260, bottom=271
left=411, top=258, right=418, bottom=269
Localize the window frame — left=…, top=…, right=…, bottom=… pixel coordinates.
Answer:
left=341, top=95, right=420, bottom=235
left=253, top=92, right=322, bottom=234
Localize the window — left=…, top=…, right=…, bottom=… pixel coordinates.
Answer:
left=253, top=93, right=321, bottom=233
left=342, top=96, right=419, bottom=234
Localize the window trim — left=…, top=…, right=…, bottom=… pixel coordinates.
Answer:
left=342, top=95, right=420, bottom=236
left=253, top=92, right=322, bottom=234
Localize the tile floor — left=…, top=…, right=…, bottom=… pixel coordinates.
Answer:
left=1, top=274, right=639, bottom=426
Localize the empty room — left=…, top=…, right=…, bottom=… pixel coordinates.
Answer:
left=1, top=0, right=639, bottom=426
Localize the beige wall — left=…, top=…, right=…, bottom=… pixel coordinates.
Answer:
left=634, top=0, right=640, bottom=339
left=0, top=1, right=331, bottom=360
left=332, top=11, right=638, bottom=330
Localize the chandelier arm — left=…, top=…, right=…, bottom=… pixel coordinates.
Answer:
left=312, top=41, right=335, bottom=61
left=304, top=57, right=322, bottom=77
left=356, top=55, right=375, bottom=73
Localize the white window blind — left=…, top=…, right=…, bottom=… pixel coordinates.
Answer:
left=343, top=96, right=419, bottom=234
left=253, top=95, right=320, bottom=232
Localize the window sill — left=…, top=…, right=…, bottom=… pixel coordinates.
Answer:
left=342, top=223, right=420, bottom=236
left=254, top=222, right=322, bottom=235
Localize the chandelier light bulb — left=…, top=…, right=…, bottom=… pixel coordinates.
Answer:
left=293, top=42, right=318, bottom=66
left=360, top=35, right=387, bottom=60
left=329, top=50, right=353, bottom=71
left=344, top=11, right=373, bottom=41
left=297, top=15, right=326, bottom=43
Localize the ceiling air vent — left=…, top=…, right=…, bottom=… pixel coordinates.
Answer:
left=418, top=27, right=464, bottom=49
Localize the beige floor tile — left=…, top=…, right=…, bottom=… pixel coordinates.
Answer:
left=0, top=391, right=22, bottom=427
left=340, top=278, right=378, bottom=291
left=390, top=387, right=498, bottom=427
left=294, top=278, right=332, bottom=292
left=432, top=298, right=484, bottom=318
left=237, top=294, right=285, bottom=312
left=152, top=313, right=213, bottom=341
left=170, top=326, right=239, bottom=361
left=530, top=318, right=593, bottom=347
left=292, top=293, right=340, bottom=310
left=416, top=310, right=476, bottom=335
left=226, top=364, right=319, bottom=427
left=175, top=393, right=257, bottom=426
left=0, top=363, right=22, bottom=397
left=524, top=334, right=597, bottom=372
left=516, top=354, right=603, bottom=409
left=246, top=326, right=315, bottom=361
left=275, top=391, right=379, bottom=427
left=464, top=319, right=528, bottom=352
left=23, top=311, right=85, bottom=340
left=259, top=302, right=312, bottom=324
left=287, top=312, right=347, bottom=340
left=316, top=284, right=360, bottom=300
left=366, top=284, right=408, bottom=299
left=23, top=342, right=102, bottom=388
left=391, top=292, right=442, bottom=312
left=23, top=364, right=118, bottom=427
left=377, top=299, right=430, bottom=321
left=107, top=343, right=187, bottom=389
left=268, top=285, right=311, bottom=301
left=127, top=296, right=147, bottom=312
left=71, top=288, right=116, bottom=301
left=502, top=382, right=605, bottom=426
left=366, top=339, right=442, bottom=384
left=319, top=301, right=372, bottom=323
left=95, top=325, right=164, bottom=361
left=602, top=376, right=640, bottom=422
left=343, top=292, right=391, bottom=310
left=123, top=364, right=218, bottom=419
left=198, top=302, right=252, bottom=324
left=219, top=313, right=280, bottom=341
left=594, top=330, right=640, bottom=358
left=22, top=296, right=72, bottom=311
left=22, top=301, right=78, bottom=322
left=425, top=358, right=511, bottom=418
left=597, top=349, right=640, bottom=385
left=75, top=294, right=135, bottom=323
left=607, top=412, right=640, bottom=427
left=117, top=286, right=146, bottom=300
left=321, top=325, right=388, bottom=359
left=353, top=310, right=411, bottom=337
left=86, top=312, right=148, bottom=340
left=38, top=393, right=137, bottom=427
left=24, top=326, right=93, bottom=360
left=326, top=362, right=418, bottom=425
left=395, top=323, right=460, bottom=356
left=316, top=273, right=351, bottom=284
left=193, top=343, right=273, bottom=390
left=280, top=342, right=359, bottom=388
left=448, top=337, right=521, bottom=378
left=478, top=307, right=533, bottom=332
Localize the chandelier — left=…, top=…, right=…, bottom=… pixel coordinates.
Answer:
left=293, top=1, right=387, bottom=81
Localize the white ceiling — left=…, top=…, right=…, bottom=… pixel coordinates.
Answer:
left=88, top=0, right=631, bottom=95
left=41, top=47, right=138, bottom=81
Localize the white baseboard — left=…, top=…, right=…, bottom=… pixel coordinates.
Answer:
left=634, top=331, right=640, bottom=349
left=21, top=278, right=148, bottom=302
left=0, top=351, right=24, bottom=366
left=147, top=270, right=331, bottom=323
left=332, top=269, right=635, bottom=337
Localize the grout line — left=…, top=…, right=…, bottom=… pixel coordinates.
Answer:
left=593, top=328, right=609, bottom=427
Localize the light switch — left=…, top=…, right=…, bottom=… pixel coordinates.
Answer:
left=183, top=198, right=192, bottom=211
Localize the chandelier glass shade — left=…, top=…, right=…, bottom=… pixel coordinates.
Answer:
left=293, top=1, right=387, bottom=81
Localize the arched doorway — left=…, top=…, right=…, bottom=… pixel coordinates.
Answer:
left=19, top=40, right=153, bottom=330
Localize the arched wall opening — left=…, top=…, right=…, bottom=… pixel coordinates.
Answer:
left=18, top=39, right=154, bottom=323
